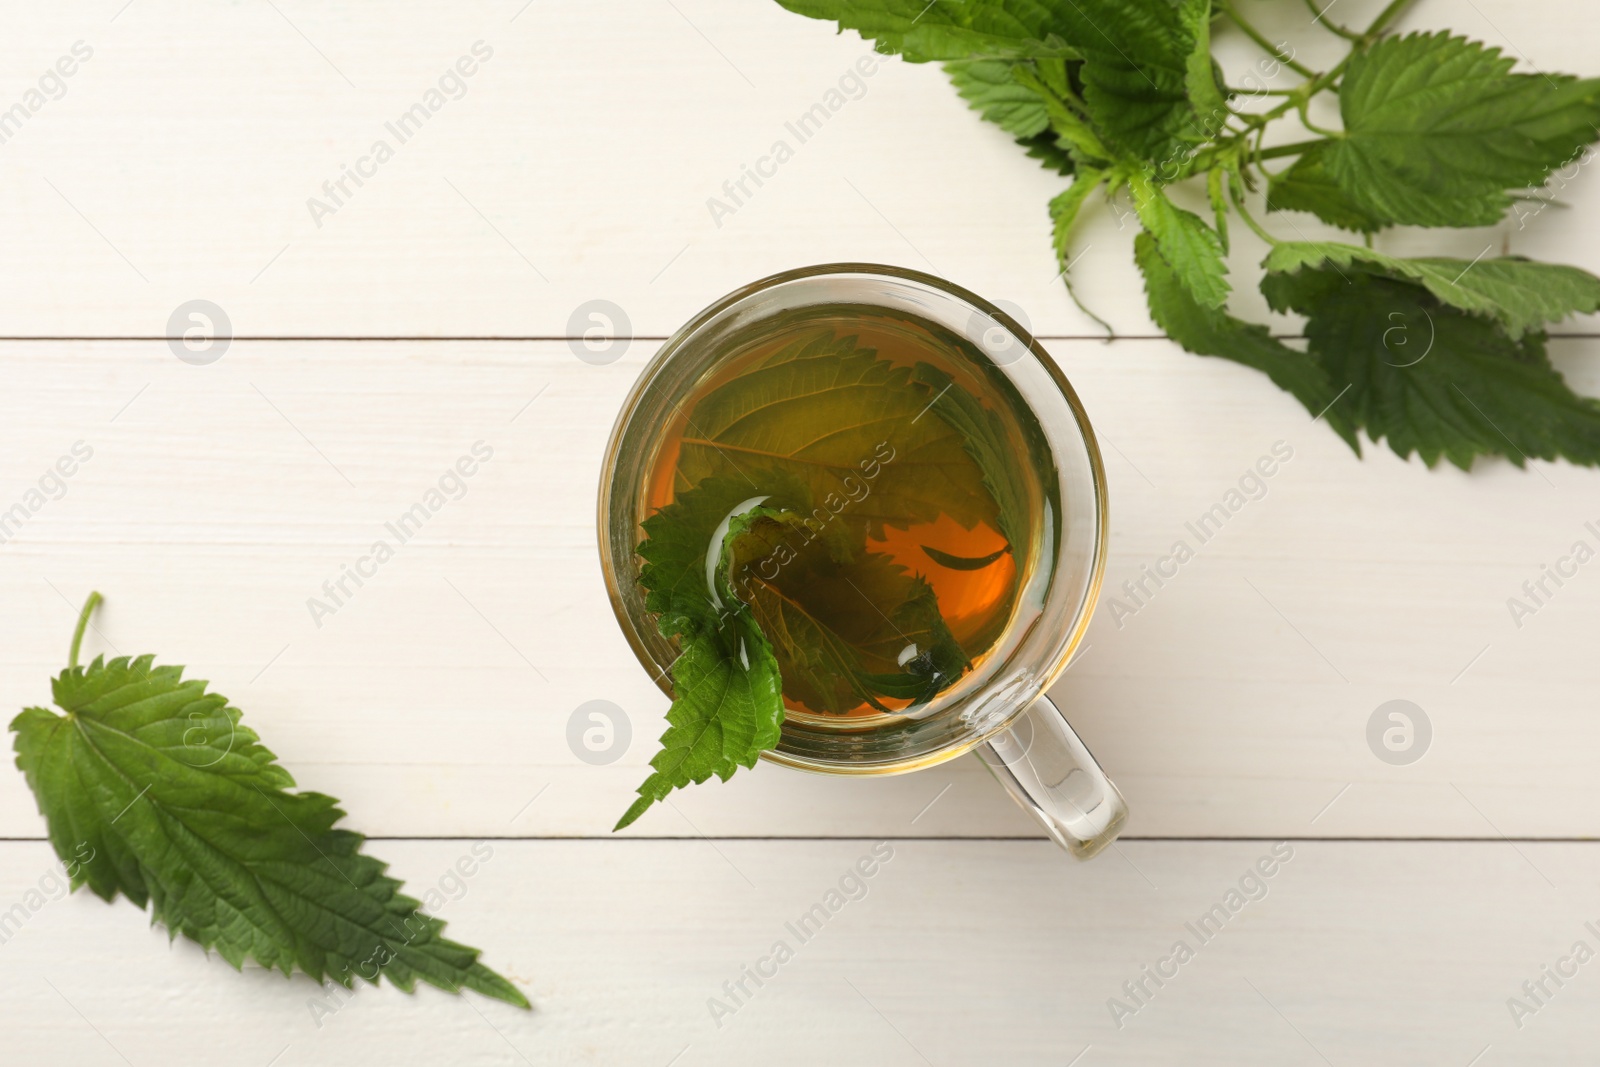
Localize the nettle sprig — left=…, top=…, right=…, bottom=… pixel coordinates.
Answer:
left=11, top=593, right=527, bottom=1008
left=777, top=0, right=1600, bottom=470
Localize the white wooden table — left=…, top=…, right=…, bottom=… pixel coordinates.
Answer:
left=3, top=2, right=1599, bottom=1063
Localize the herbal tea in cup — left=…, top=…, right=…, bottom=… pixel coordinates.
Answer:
left=600, top=265, right=1125, bottom=856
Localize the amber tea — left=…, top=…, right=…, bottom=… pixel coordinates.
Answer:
left=607, top=269, right=1121, bottom=850
left=636, top=304, right=1057, bottom=727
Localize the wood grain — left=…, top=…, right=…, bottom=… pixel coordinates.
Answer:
left=0, top=1, right=1595, bottom=337
left=2, top=839, right=1598, bottom=1065
left=3, top=2, right=1600, bottom=1060
left=1, top=339, right=1594, bottom=839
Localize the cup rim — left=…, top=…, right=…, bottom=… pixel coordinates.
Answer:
left=597, top=262, right=1109, bottom=775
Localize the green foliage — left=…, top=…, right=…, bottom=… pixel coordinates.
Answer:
left=11, top=597, right=527, bottom=1007
left=772, top=0, right=1078, bottom=62
left=1324, top=32, right=1600, bottom=227
left=776, top=0, right=1600, bottom=470
left=1136, top=232, right=1359, bottom=450
left=1264, top=242, right=1600, bottom=339
left=1129, top=169, right=1230, bottom=308
left=619, top=478, right=789, bottom=828
left=1177, top=0, right=1228, bottom=121
left=946, top=58, right=1051, bottom=137
left=613, top=596, right=784, bottom=829
left=1266, top=144, right=1386, bottom=233
left=1042, top=0, right=1196, bottom=160
left=1262, top=268, right=1600, bottom=469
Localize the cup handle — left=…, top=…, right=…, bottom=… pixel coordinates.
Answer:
left=979, top=693, right=1127, bottom=859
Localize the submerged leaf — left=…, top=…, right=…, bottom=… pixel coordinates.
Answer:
left=673, top=328, right=998, bottom=538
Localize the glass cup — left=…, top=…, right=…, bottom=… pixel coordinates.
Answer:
left=597, top=264, right=1127, bottom=857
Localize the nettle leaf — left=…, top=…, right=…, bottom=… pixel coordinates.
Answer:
left=1177, top=0, right=1228, bottom=123
left=1049, top=168, right=1107, bottom=267
left=1128, top=170, right=1229, bottom=308
left=770, top=0, right=1600, bottom=478
left=11, top=634, right=527, bottom=1008
left=1136, top=232, right=1359, bottom=451
left=1013, top=64, right=1114, bottom=164
left=1020, top=128, right=1079, bottom=174
left=623, top=483, right=793, bottom=828
left=1323, top=32, right=1600, bottom=227
left=638, top=475, right=796, bottom=641
left=911, top=361, right=1035, bottom=652
left=1265, top=242, right=1600, bottom=339
left=1045, top=0, right=1196, bottom=160
left=1266, top=143, right=1387, bottom=233
left=946, top=58, right=1050, bottom=137
left=912, top=363, right=1032, bottom=557
left=614, top=606, right=783, bottom=830
left=719, top=508, right=968, bottom=714
left=1262, top=268, right=1600, bottom=469
left=1206, top=166, right=1230, bottom=254
left=673, top=329, right=997, bottom=538
left=773, top=0, right=1079, bottom=62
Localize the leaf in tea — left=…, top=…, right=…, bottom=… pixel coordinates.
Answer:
left=719, top=506, right=969, bottom=715
left=673, top=329, right=998, bottom=539
left=618, top=318, right=1036, bottom=828
left=618, top=480, right=790, bottom=830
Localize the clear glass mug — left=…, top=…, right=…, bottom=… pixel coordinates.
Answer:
left=597, top=264, right=1127, bottom=858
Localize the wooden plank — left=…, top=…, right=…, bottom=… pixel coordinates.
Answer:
left=2, top=839, right=1598, bottom=1064
left=0, top=1, right=1595, bottom=337
left=1, top=339, right=1595, bottom=839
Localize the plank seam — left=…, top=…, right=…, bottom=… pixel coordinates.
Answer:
left=0, top=835, right=1595, bottom=843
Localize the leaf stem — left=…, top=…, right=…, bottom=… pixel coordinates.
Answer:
left=1364, top=0, right=1418, bottom=39
left=1240, top=95, right=1309, bottom=129
left=1302, top=0, right=1362, bottom=40
left=1227, top=174, right=1280, bottom=246
left=69, top=591, right=103, bottom=669
left=1256, top=137, right=1327, bottom=161
left=1296, top=104, right=1342, bottom=138
left=1217, top=0, right=1316, bottom=78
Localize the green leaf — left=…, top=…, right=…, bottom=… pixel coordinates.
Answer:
left=1265, top=242, right=1600, bottom=339
left=910, top=360, right=1040, bottom=654
left=1261, top=267, right=1600, bottom=469
left=1265, top=143, right=1388, bottom=234
left=637, top=475, right=794, bottom=643
left=778, top=0, right=1196, bottom=160
left=614, top=607, right=783, bottom=829
left=946, top=59, right=1049, bottom=137
left=1044, top=0, right=1196, bottom=160
left=1128, top=170, right=1229, bottom=308
left=10, top=620, right=527, bottom=1008
left=911, top=362, right=1033, bottom=557
left=719, top=508, right=968, bottom=714
left=1019, top=128, right=1079, bottom=174
left=1323, top=32, right=1600, bottom=227
left=1013, top=65, right=1114, bottom=164
left=1135, top=232, right=1359, bottom=451
left=1049, top=167, right=1107, bottom=269
left=1177, top=0, right=1228, bottom=123
left=623, top=484, right=796, bottom=828
left=673, top=328, right=998, bottom=539
left=772, top=0, right=1079, bottom=62
left=1206, top=165, right=1229, bottom=254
